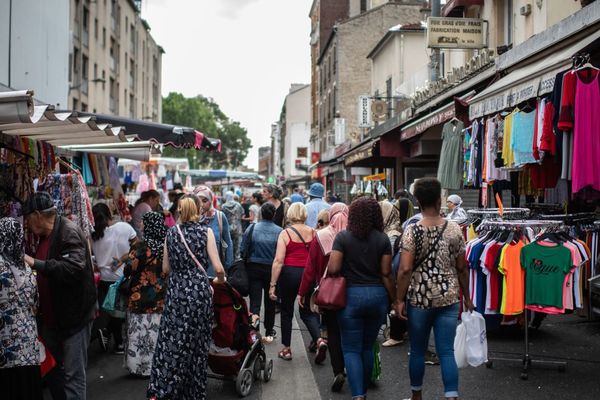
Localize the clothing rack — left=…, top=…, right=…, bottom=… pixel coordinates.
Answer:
left=473, top=219, right=568, bottom=379
left=0, top=143, right=34, bottom=160
left=467, top=207, right=531, bottom=220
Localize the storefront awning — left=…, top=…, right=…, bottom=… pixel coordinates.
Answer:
left=81, top=113, right=221, bottom=152
left=469, top=30, right=600, bottom=119
left=0, top=90, right=35, bottom=124
left=0, top=106, right=132, bottom=146
left=183, top=169, right=263, bottom=181
left=58, top=141, right=162, bottom=162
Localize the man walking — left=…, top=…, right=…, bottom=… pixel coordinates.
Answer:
left=305, top=183, right=330, bottom=229
left=222, top=191, right=245, bottom=260
left=23, top=192, right=97, bottom=400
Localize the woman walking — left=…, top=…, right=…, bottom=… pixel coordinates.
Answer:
left=193, top=186, right=234, bottom=275
left=380, top=200, right=409, bottom=348
left=0, top=218, right=41, bottom=400
left=241, top=203, right=282, bottom=343
left=298, top=203, right=349, bottom=391
left=148, top=196, right=226, bottom=400
left=262, top=184, right=288, bottom=227
left=394, top=178, right=473, bottom=400
left=327, top=197, right=397, bottom=400
left=92, top=203, right=137, bottom=354
left=123, top=212, right=168, bottom=376
left=269, top=203, right=322, bottom=361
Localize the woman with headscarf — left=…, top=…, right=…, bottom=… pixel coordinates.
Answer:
left=298, top=203, right=349, bottom=392
left=0, top=218, right=41, bottom=399
left=193, top=186, right=234, bottom=275
left=446, top=194, right=467, bottom=223
left=380, top=199, right=413, bottom=347
left=123, top=212, right=168, bottom=376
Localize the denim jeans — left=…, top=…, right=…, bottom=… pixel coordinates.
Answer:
left=407, top=302, right=460, bottom=398
left=246, top=262, right=276, bottom=335
left=279, top=266, right=321, bottom=347
left=338, top=286, right=388, bottom=398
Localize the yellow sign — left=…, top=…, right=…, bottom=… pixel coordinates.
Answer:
left=363, top=173, right=386, bottom=181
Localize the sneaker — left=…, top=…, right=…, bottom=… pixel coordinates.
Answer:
left=315, top=338, right=328, bottom=365
left=114, top=344, right=125, bottom=355
left=308, top=341, right=317, bottom=353
left=267, top=329, right=277, bottom=339
left=331, top=373, right=345, bottom=392
left=382, top=338, right=404, bottom=347
left=97, top=329, right=108, bottom=352
left=424, top=350, right=439, bottom=365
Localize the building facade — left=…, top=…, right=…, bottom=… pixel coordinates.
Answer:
left=282, top=84, right=311, bottom=179
left=257, top=146, right=272, bottom=178
left=69, top=0, right=163, bottom=121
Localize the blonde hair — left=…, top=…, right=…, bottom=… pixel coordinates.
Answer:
left=316, top=209, right=330, bottom=229
left=287, top=202, right=307, bottom=224
left=178, top=196, right=200, bottom=223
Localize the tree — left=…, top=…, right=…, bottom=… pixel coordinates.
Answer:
left=160, top=92, right=251, bottom=169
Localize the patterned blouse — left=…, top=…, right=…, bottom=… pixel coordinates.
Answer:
left=402, top=221, right=465, bottom=309
left=124, top=241, right=167, bottom=314
left=0, top=255, right=39, bottom=368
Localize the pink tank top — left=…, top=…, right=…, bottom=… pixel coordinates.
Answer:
left=572, top=70, right=600, bottom=193
left=283, top=229, right=313, bottom=267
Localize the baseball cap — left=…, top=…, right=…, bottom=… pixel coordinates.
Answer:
left=22, top=192, right=56, bottom=216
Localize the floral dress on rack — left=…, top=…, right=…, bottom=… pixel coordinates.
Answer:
left=147, top=222, right=213, bottom=400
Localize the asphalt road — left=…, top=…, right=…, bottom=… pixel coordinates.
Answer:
left=72, top=312, right=600, bottom=400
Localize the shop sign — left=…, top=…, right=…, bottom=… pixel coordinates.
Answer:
left=363, top=172, right=386, bottom=181
left=335, top=141, right=352, bottom=158
left=344, top=146, right=373, bottom=166
left=413, top=49, right=494, bottom=106
left=311, top=152, right=320, bottom=164
left=427, top=17, right=486, bottom=49
left=351, top=167, right=371, bottom=176
left=358, top=95, right=372, bottom=128
left=297, top=147, right=308, bottom=158
left=401, top=104, right=455, bottom=141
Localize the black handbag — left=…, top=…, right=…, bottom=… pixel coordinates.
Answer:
left=227, top=223, right=255, bottom=296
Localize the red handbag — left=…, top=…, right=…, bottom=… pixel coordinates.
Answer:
left=313, top=266, right=346, bottom=310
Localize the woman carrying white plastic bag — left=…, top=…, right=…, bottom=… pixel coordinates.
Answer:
left=454, top=311, right=487, bottom=368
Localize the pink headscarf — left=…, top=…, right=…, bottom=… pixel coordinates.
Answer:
left=193, top=185, right=216, bottom=220
left=316, top=202, right=349, bottom=256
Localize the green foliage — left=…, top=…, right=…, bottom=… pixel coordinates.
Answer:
left=161, top=92, right=251, bottom=169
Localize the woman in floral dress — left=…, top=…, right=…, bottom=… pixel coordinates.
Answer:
left=123, top=212, right=168, bottom=376
left=148, top=196, right=226, bottom=400
left=0, top=217, right=41, bottom=399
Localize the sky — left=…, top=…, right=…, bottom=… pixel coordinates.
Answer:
left=141, top=0, right=312, bottom=170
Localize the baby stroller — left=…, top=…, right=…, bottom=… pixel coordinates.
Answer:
left=208, top=281, right=273, bottom=397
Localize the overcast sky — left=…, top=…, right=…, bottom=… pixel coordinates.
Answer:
left=141, top=0, right=312, bottom=170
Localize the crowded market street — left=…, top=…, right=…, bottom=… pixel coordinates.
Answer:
left=83, top=313, right=600, bottom=400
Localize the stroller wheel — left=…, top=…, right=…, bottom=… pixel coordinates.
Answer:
left=253, top=357, right=263, bottom=380
left=236, top=368, right=253, bottom=397
left=263, top=359, right=273, bottom=382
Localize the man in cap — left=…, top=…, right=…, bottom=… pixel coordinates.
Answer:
left=305, top=182, right=331, bottom=229
left=22, top=192, right=97, bottom=400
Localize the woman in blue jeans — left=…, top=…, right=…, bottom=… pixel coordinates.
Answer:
left=394, top=178, right=473, bottom=400
left=327, top=197, right=397, bottom=400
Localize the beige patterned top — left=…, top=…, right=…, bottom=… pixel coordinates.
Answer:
left=401, top=221, right=465, bottom=309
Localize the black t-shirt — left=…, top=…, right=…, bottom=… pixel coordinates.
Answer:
left=273, top=203, right=285, bottom=228
left=332, top=230, right=392, bottom=287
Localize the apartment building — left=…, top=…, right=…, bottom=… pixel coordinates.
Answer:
left=69, top=0, right=163, bottom=121
left=281, top=84, right=311, bottom=179
left=315, top=1, right=423, bottom=161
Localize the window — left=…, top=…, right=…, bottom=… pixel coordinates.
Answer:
left=81, top=102, right=88, bottom=112
left=93, top=63, right=98, bottom=79
left=360, top=0, right=368, bottom=13
left=94, top=18, right=98, bottom=39
left=102, top=27, right=106, bottom=47
left=82, top=55, right=89, bottom=84
left=505, top=0, right=513, bottom=46
left=73, top=47, right=80, bottom=74
left=73, top=98, right=79, bottom=111
left=101, top=70, right=106, bottom=90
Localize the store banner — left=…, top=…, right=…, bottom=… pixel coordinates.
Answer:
left=427, top=17, right=486, bottom=49
left=401, top=103, right=455, bottom=141
left=344, top=145, right=373, bottom=166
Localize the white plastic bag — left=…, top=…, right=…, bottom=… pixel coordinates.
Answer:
left=462, top=311, right=488, bottom=367
left=454, top=321, right=468, bottom=368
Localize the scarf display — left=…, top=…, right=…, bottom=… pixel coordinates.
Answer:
left=316, top=203, right=349, bottom=255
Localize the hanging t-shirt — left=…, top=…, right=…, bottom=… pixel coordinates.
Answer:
left=502, top=112, right=515, bottom=167
left=512, top=110, right=537, bottom=166
left=499, top=240, right=525, bottom=315
left=520, top=242, right=572, bottom=309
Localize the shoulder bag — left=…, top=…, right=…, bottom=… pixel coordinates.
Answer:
left=312, top=264, right=346, bottom=311
left=411, top=221, right=448, bottom=271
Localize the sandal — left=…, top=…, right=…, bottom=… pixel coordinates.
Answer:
left=278, top=348, right=292, bottom=361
